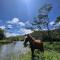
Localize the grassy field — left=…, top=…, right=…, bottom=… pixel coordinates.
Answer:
left=4, top=49, right=60, bottom=60
left=20, top=50, right=60, bottom=60
left=20, top=42, right=60, bottom=60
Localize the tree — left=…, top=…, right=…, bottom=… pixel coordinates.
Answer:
left=55, top=16, right=60, bottom=29
left=32, top=4, right=53, bottom=43
left=0, top=28, right=5, bottom=40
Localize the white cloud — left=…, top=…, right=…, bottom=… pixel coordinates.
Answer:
left=5, top=32, right=20, bottom=37
left=5, top=28, right=33, bottom=37
left=0, top=26, right=6, bottom=29
left=18, top=22, right=25, bottom=26
left=55, top=22, right=60, bottom=28
left=25, top=21, right=32, bottom=26
left=58, top=22, right=60, bottom=25
left=7, top=18, right=33, bottom=28
left=56, top=22, right=60, bottom=26
left=43, top=28, right=48, bottom=31
left=7, top=18, right=20, bottom=24
left=23, top=29, right=33, bottom=34
left=5, top=18, right=33, bottom=36
left=49, top=21, right=55, bottom=26
left=7, top=25, right=13, bottom=29
left=7, top=18, right=26, bottom=27
left=19, top=28, right=33, bottom=35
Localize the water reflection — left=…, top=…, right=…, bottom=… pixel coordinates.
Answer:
left=0, top=41, right=29, bottom=60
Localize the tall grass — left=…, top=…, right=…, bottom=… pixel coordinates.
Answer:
left=20, top=42, right=60, bottom=60
left=20, top=50, right=60, bottom=60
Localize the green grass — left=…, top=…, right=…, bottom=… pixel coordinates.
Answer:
left=44, top=50, right=60, bottom=60
left=20, top=42, right=60, bottom=60
left=19, top=50, right=60, bottom=60
left=20, top=52, right=31, bottom=60
left=2, top=49, right=60, bottom=60
left=0, top=39, right=9, bottom=44
left=44, top=42, right=60, bottom=52
left=0, top=39, right=14, bottom=45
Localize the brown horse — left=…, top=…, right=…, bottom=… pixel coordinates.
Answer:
left=24, top=34, right=44, bottom=57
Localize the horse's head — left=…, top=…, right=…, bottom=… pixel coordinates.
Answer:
left=23, top=34, right=30, bottom=47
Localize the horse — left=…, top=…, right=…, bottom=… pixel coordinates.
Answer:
left=23, top=34, right=44, bottom=57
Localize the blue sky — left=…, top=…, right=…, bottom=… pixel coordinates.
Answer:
left=0, top=0, right=60, bottom=37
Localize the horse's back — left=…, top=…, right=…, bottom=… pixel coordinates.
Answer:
left=34, top=39, right=43, bottom=43
left=32, top=39, right=43, bottom=48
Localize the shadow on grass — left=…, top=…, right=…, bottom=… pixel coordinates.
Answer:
left=31, top=50, right=45, bottom=60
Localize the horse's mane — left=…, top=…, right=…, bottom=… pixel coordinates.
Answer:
left=28, top=34, right=42, bottom=41
left=28, top=34, right=35, bottom=40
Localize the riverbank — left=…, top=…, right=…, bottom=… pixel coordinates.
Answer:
left=0, top=39, right=23, bottom=45
left=0, top=39, right=10, bottom=45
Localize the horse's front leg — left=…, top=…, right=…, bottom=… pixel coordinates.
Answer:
left=31, top=48, right=34, bottom=57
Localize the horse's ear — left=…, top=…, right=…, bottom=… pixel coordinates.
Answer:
left=25, top=34, right=30, bottom=36
left=27, top=34, right=31, bottom=37
left=24, top=34, right=27, bottom=36
left=27, top=34, right=29, bottom=36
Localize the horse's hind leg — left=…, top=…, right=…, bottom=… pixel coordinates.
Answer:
left=39, top=46, right=44, bottom=53
left=41, top=47, right=44, bottom=52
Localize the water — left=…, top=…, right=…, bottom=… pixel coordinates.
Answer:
left=0, top=41, right=29, bottom=60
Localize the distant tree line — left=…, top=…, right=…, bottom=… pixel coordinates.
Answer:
left=0, top=28, right=5, bottom=40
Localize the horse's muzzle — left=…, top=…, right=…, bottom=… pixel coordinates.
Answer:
left=23, top=43, right=27, bottom=47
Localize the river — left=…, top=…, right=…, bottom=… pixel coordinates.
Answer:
left=0, top=41, right=29, bottom=60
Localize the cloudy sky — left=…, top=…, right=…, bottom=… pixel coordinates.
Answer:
left=0, top=0, right=60, bottom=37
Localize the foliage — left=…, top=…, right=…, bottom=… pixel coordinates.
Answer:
left=55, top=16, right=60, bottom=23
left=55, top=16, right=60, bottom=29
left=0, top=28, right=5, bottom=40
left=32, top=4, right=52, bottom=30
left=31, top=30, right=60, bottom=41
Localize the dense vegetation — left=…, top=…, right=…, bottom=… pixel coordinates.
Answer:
left=0, top=28, right=5, bottom=40
left=31, top=29, right=60, bottom=42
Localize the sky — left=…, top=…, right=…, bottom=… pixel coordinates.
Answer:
left=0, top=0, right=60, bottom=37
